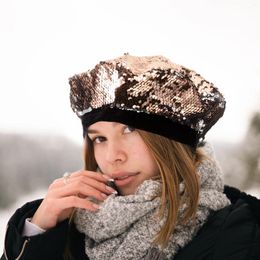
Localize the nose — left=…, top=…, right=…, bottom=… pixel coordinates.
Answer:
left=105, top=140, right=127, bottom=165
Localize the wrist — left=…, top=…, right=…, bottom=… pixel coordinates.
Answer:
left=31, top=213, right=54, bottom=230
left=22, top=218, right=46, bottom=237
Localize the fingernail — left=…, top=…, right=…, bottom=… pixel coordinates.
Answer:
left=103, top=175, right=114, bottom=182
left=92, top=203, right=101, bottom=210
left=106, top=186, right=118, bottom=194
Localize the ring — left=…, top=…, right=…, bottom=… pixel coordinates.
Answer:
left=63, top=172, right=71, bottom=185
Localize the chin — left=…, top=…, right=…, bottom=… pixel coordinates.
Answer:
left=119, top=182, right=142, bottom=196
left=119, top=189, right=134, bottom=196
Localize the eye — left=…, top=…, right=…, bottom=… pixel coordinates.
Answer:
left=123, top=125, right=135, bottom=134
left=91, top=136, right=106, bottom=144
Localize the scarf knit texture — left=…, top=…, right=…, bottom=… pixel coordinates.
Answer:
left=74, top=144, right=230, bottom=260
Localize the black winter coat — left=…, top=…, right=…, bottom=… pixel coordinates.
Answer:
left=1, top=186, right=260, bottom=260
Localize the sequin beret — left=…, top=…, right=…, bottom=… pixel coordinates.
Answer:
left=69, top=54, right=225, bottom=148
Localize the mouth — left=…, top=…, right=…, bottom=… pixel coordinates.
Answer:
left=113, top=172, right=140, bottom=186
left=115, top=175, right=132, bottom=180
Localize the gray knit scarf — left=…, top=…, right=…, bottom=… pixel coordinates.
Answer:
left=74, top=144, right=230, bottom=260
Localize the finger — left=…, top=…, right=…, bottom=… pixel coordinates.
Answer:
left=58, top=196, right=101, bottom=212
left=71, top=170, right=113, bottom=183
left=68, top=175, right=117, bottom=194
left=50, top=179, right=116, bottom=201
left=52, top=184, right=107, bottom=201
left=49, top=170, right=113, bottom=190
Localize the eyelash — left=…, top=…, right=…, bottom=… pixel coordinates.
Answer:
left=90, top=126, right=135, bottom=144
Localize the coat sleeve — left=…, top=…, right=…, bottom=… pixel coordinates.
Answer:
left=1, top=199, right=70, bottom=260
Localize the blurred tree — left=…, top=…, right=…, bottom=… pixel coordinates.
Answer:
left=241, top=112, right=260, bottom=189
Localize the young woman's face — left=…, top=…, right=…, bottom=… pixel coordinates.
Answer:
left=87, top=121, right=160, bottom=195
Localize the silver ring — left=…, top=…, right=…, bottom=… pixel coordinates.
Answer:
left=63, top=172, right=71, bottom=185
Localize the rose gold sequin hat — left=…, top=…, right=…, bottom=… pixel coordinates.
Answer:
left=69, top=54, right=225, bottom=148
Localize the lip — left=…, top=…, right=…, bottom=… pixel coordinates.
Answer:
left=111, top=172, right=140, bottom=187
left=111, top=172, right=139, bottom=179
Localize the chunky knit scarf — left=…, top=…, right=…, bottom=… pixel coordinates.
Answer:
left=74, top=144, right=230, bottom=260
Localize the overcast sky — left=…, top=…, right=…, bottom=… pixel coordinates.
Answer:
left=0, top=0, right=259, bottom=145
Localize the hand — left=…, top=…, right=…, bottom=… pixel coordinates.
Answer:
left=31, top=170, right=116, bottom=230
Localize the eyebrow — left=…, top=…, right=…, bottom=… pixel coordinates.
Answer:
left=87, top=129, right=100, bottom=134
left=87, top=122, right=122, bottom=134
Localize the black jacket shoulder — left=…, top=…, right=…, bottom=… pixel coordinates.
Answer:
left=1, top=186, right=260, bottom=260
left=175, top=186, right=260, bottom=260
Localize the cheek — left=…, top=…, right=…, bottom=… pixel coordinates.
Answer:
left=130, top=143, right=158, bottom=171
left=93, top=147, right=104, bottom=167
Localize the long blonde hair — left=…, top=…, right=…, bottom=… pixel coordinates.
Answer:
left=83, top=129, right=204, bottom=248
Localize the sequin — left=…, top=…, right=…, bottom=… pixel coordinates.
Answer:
left=69, top=54, right=226, bottom=140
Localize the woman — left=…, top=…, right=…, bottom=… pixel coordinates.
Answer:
left=2, top=55, right=260, bottom=260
